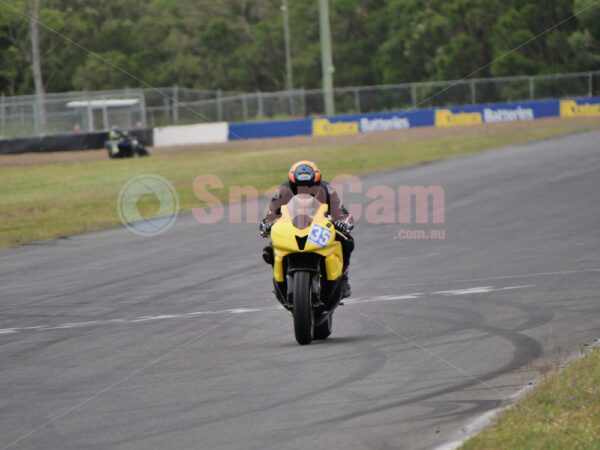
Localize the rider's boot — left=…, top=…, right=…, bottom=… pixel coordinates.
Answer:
left=341, top=266, right=351, bottom=298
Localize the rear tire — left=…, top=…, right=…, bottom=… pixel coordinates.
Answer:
left=293, top=271, right=313, bottom=345
left=313, top=314, right=332, bottom=340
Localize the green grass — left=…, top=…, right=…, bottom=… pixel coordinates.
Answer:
left=461, top=347, right=600, bottom=449
left=0, top=127, right=588, bottom=247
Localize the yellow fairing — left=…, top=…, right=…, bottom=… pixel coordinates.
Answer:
left=271, top=203, right=344, bottom=282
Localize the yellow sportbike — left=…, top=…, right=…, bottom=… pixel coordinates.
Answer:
left=270, top=194, right=347, bottom=345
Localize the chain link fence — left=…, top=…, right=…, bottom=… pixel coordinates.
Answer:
left=1, top=71, right=598, bottom=139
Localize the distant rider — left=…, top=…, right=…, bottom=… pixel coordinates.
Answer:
left=108, top=125, right=123, bottom=157
left=259, top=160, right=355, bottom=297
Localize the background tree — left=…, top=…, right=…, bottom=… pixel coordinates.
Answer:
left=0, top=0, right=599, bottom=96
left=568, top=0, right=600, bottom=70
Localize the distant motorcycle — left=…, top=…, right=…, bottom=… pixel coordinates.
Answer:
left=106, top=131, right=149, bottom=158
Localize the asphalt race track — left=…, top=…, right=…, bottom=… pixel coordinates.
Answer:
left=1, top=131, right=599, bottom=449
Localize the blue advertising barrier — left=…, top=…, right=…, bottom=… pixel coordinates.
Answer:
left=226, top=97, right=600, bottom=141
left=228, top=118, right=313, bottom=140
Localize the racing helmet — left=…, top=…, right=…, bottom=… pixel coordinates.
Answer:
left=288, top=160, right=321, bottom=187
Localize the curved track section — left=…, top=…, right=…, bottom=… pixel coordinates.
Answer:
left=1, top=132, right=599, bottom=449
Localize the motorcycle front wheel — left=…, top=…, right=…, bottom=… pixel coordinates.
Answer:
left=292, top=270, right=313, bottom=345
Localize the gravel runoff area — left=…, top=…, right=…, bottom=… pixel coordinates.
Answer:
left=1, top=116, right=599, bottom=167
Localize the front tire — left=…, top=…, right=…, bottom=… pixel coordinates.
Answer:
left=293, top=271, right=313, bottom=345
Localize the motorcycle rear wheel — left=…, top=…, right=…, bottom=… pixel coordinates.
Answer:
left=293, top=270, right=313, bottom=345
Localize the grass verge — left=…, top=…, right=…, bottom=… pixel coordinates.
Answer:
left=461, top=346, right=600, bottom=449
left=0, top=126, right=591, bottom=247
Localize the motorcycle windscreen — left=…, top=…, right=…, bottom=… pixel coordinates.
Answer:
left=286, top=194, right=322, bottom=230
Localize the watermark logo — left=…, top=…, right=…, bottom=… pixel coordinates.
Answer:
left=117, top=174, right=179, bottom=236
left=191, top=173, right=446, bottom=239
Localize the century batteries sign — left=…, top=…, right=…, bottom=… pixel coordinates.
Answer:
left=312, top=118, right=359, bottom=136
left=483, top=107, right=534, bottom=122
left=560, top=99, right=600, bottom=117
left=360, top=116, right=410, bottom=131
left=312, top=115, right=413, bottom=136
left=435, top=105, right=535, bottom=127
left=435, top=109, right=483, bottom=127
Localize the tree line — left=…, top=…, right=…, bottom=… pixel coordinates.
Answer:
left=1, top=0, right=599, bottom=97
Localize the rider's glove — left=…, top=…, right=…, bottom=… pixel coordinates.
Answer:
left=333, top=221, right=354, bottom=234
left=259, top=220, right=272, bottom=238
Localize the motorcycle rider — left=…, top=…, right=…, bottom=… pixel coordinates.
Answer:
left=260, top=160, right=355, bottom=297
left=107, top=125, right=148, bottom=158
left=107, top=126, right=122, bottom=157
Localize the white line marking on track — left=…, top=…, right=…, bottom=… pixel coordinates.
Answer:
left=0, top=305, right=283, bottom=335
left=345, top=294, right=423, bottom=304
left=0, top=284, right=534, bottom=336
left=433, top=286, right=495, bottom=295
left=229, top=308, right=264, bottom=314
left=129, top=315, right=181, bottom=323
left=432, top=285, right=534, bottom=296
left=497, top=284, right=537, bottom=291
left=390, top=268, right=600, bottom=288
